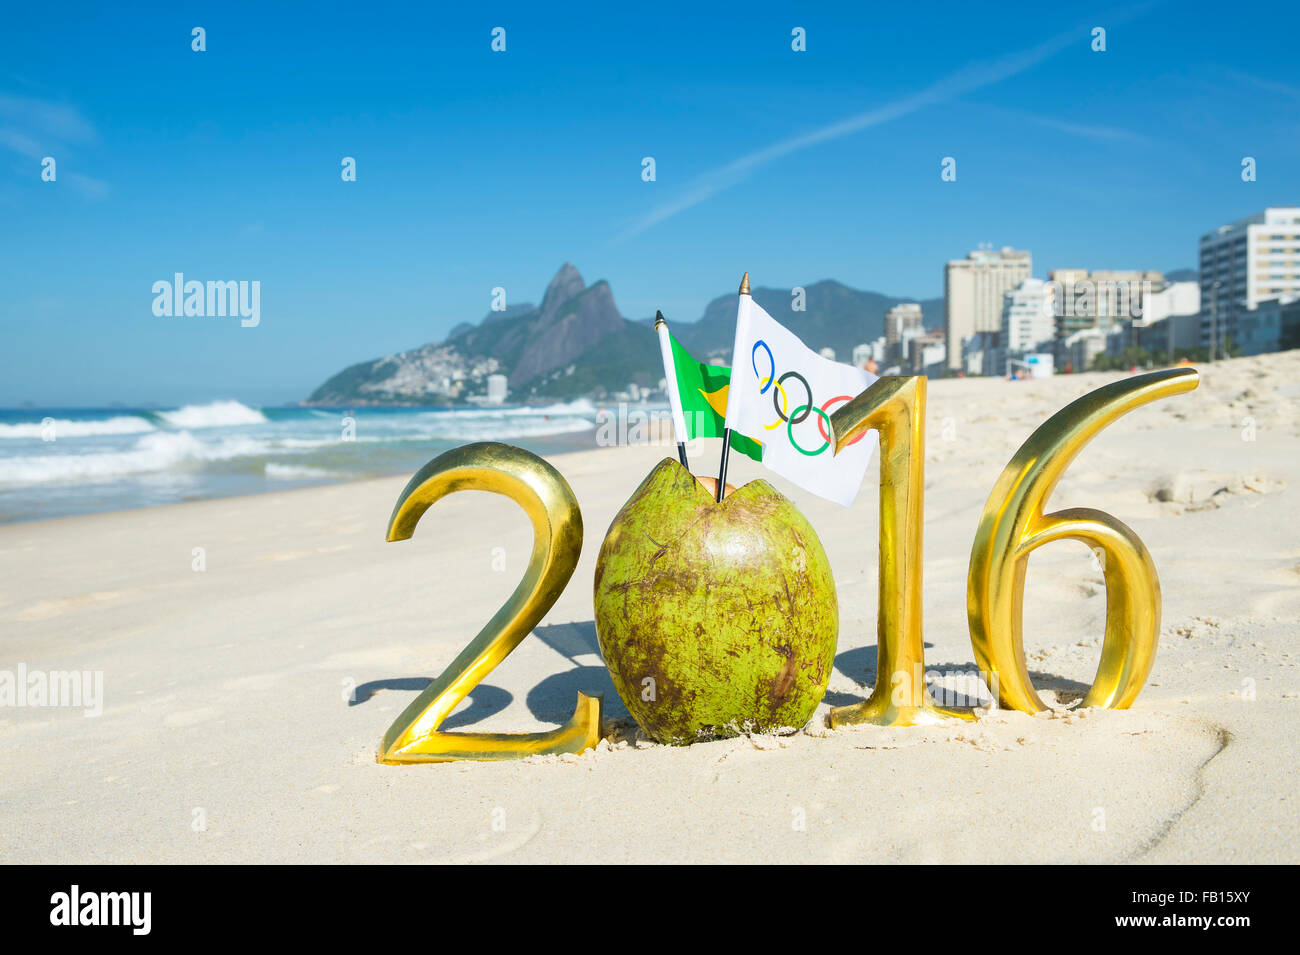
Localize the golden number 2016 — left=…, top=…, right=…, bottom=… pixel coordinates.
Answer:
left=377, top=367, right=1199, bottom=758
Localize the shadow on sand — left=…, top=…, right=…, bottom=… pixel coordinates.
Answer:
left=349, top=621, right=628, bottom=728
left=353, top=626, right=1092, bottom=729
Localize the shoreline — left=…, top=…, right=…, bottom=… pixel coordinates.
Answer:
left=0, top=408, right=632, bottom=527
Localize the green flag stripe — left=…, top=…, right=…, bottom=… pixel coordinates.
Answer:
left=667, top=332, right=762, bottom=462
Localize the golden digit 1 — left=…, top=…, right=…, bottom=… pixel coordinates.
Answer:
left=826, top=376, right=974, bottom=727
left=377, top=442, right=602, bottom=764
left=967, top=367, right=1199, bottom=713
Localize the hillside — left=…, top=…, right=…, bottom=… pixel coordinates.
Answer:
left=304, top=264, right=943, bottom=404
left=670, top=281, right=943, bottom=362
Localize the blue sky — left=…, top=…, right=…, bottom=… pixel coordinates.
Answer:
left=2, top=0, right=1297, bottom=406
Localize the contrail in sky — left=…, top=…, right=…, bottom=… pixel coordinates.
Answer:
left=615, top=5, right=1158, bottom=242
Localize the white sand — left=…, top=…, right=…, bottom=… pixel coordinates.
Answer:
left=2, top=352, right=1298, bottom=863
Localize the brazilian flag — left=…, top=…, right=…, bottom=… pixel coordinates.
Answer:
left=665, top=332, right=763, bottom=462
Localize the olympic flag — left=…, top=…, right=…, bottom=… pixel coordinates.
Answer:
left=722, top=292, right=879, bottom=506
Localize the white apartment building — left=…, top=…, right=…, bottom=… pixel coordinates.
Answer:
left=1143, top=281, right=1201, bottom=323
left=1001, top=278, right=1056, bottom=358
left=944, top=246, right=1032, bottom=373
left=1199, top=207, right=1300, bottom=347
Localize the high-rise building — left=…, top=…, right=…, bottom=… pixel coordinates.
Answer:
left=944, top=247, right=1031, bottom=372
left=1199, top=207, right=1300, bottom=349
left=884, top=303, right=923, bottom=364
left=1047, top=269, right=1165, bottom=351
left=485, top=373, right=508, bottom=405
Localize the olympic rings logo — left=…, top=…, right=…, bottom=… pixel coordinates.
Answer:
left=751, top=340, right=868, bottom=457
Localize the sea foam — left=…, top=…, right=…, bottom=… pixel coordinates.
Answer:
left=0, top=416, right=156, bottom=439
left=155, top=400, right=268, bottom=429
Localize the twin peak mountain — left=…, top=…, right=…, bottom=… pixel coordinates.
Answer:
left=305, top=263, right=940, bottom=405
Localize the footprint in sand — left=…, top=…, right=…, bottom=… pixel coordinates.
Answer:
left=1146, top=470, right=1284, bottom=514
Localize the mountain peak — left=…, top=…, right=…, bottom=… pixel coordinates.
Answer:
left=540, top=263, right=585, bottom=320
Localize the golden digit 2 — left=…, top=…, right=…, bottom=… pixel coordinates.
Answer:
left=377, top=442, right=602, bottom=764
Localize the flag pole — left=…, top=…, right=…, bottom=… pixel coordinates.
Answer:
left=715, top=271, right=750, bottom=502
left=653, top=310, right=690, bottom=471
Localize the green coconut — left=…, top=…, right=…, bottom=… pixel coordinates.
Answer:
left=593, top=458, right=838, bottom=743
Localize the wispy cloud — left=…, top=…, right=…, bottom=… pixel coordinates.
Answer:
left=0, top=92, right=107, bottom=197
left=0, top=93, right=96, bottom=145
left=65, top=172, right=110, bottom=199
left=616, top=6, right=1158, bottom=241
left=1223, top=69, right=1300, bottom=103
left=0, top=128, right=44, bottom=159
left=970, top=103, right=1154, bottom=146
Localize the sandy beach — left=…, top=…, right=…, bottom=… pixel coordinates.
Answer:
left=2, top=352, right=1297, bottom=864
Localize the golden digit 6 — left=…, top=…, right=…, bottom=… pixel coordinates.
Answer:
left=377, top=442, right=602, bottom=764
left=967, top=367, right=1199, bottom=713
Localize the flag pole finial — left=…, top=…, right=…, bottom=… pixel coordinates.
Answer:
left=654, top=309, right=666, bottom=329
left=738, top=272, right=750, bottom=296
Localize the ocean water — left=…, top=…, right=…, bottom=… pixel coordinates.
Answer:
left=0, top=399, right=609, bottom=524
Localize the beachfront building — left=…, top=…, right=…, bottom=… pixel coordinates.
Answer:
left=1235, top=295, right=1300, bottom=355
left=1199, top=207, right=1300, bottom=350
left=998, top=279, right=1056, bottom=375
left=852, top=338, right=886, bottom=369
left=961, top=330, right=1001, bottom=376
left=885, top=303, right=923, bottom=365
left=996, top=278, right=1057, bottom=376
left=1063, top=327, right=1109, bottom=373
left=899, top=325, right=926, bottom=362
left=1047, top=268, right=1165, bottom=358
left=1106, top=282, right=1201, bottom=359
left=944, top=246, right=1032, bottom=374
left=904, top=329, right=946, bottom=376
left=485, top=373, right=508, bottom=405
